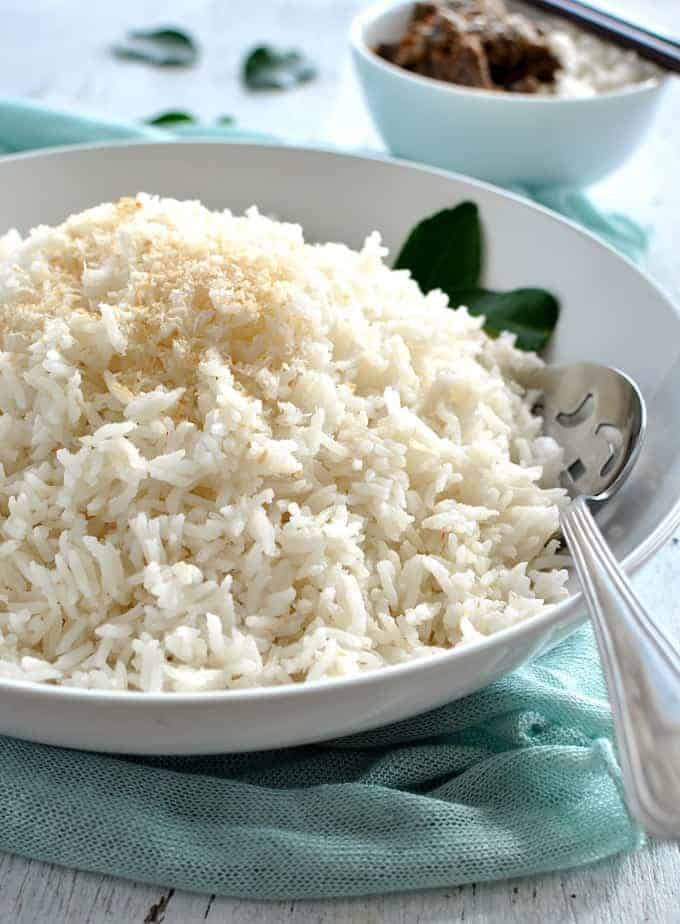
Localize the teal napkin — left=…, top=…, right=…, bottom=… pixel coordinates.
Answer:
left=0, top=98, right=645, bottom=900
left=0, top=97, right=275, bottom=149
left=0, top=628, right=640, bottom=900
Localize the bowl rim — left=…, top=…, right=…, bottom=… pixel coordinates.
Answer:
left=350, top=0, right=666, bottom=104
left=0, top=138, right=678, bottom=706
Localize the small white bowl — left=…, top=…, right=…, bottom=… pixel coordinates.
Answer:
left=350, top=0, right=668, bottom=187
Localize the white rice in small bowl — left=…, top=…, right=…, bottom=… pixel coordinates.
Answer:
left=517, top=4, right=662, bottom=97
left=0, top=195, right=568, bottom=692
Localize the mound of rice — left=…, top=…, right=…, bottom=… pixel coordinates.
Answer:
left=0, top=195, right=568, bottom=691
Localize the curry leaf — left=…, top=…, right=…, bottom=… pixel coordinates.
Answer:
left=144, top=110, right=197, bottom=126
left=142, top=112, right=236, bottom=130
left=113, top=27, right=199, bottom=67
left=395, top=202, right=481, bottom=292
left=243, top=45, right=317, bottom=90
left=395, top=201, right=559, bottom=351
left=454, top=287, right=560, bottom=352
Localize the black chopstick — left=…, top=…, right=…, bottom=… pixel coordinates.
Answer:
left=525, top=0, right=680, bottom=73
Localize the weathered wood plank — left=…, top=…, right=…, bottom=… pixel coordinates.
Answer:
left=1, top=840, right=679, bottom=923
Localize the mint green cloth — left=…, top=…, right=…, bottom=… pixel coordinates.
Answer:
left=0, top=97, right=274, bottom=148
left=0, top=99, right=645, bottom=899
left=0, top=628, right=641, bottom=899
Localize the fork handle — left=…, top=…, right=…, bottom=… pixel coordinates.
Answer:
left=561, top=495, right=680, bottom=838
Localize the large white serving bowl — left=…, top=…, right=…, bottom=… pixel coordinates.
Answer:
left=0, top=141, right=679, bottom=755
left=351, top=0, right=668, bottom=186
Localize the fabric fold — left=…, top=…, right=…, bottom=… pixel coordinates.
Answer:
left=0, top=627, right=643, bottom=899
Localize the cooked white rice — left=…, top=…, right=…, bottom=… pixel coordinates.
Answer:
left=0, top=195, right=568, bottom=692
left=511, top=2, right=661, bottom=96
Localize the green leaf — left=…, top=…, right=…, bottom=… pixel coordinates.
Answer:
left=455, top=287, right=560, bottom=352
left=394, top=202, right=559, bottom=351
left=141, top=112, right=236, bottom=132
left=144, top=110, right=197, bottom=126
left=394, top=202, right=481, bottom=293
left=113, top=27, right=199, bottom=67
left=243, top=45, right=317, bottom=90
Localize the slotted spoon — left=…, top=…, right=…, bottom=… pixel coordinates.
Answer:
left=534, top=362, right=680, bottom=838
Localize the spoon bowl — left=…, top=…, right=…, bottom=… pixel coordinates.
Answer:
left=533, top=362, right=646, bottom=501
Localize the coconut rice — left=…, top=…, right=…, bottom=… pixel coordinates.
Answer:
left=0, top=195, right=568, bottom=692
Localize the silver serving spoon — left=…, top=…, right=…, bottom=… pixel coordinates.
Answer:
left=533, top=362, right=680, bottom=838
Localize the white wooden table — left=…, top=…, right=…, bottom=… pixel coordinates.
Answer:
left=1, top=1, right=679, bottom=920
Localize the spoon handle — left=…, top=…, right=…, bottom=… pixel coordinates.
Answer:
left=561, top=495, right=680, bottom=838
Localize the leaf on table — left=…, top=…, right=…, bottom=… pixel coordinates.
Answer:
left=243, top=45, right=317, bottom=90
left=141, top=112, right=236, bottom=130
left=144, top=110, right=197, bottom=126
left=113, top=27, right=199, bottom=67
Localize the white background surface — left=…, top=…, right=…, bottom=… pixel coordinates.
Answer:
left=0, top=0, right=679, bottom=920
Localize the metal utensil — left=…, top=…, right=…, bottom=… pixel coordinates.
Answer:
left=533, top=362, right=680, bottom=838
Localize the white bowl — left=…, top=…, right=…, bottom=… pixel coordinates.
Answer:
left=350, top=0, right=668, bottom=186
left=0, top=141, right=679, bottom=755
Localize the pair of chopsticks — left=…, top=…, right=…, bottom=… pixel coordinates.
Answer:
left=526, top=0, right=680, bottom=73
